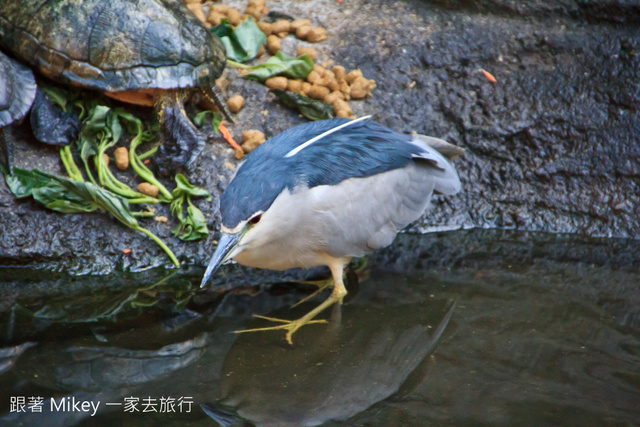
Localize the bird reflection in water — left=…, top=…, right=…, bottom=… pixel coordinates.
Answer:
left=202, top=272, right=456, bottom=427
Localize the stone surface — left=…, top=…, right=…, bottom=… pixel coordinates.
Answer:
left=1, top=0, right=638, bottom=275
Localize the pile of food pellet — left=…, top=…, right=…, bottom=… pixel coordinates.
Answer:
left=182, top=0, right=376, bottom=157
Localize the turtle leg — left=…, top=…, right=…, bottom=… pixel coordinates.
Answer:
left=154, top=89, right=205, bottom=175
left=200, top=86, right=234, bottom=123
left=0, top=127, right=15, bottom=175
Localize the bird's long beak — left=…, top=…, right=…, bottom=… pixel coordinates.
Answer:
left=200, top=233, right=241, bottom=288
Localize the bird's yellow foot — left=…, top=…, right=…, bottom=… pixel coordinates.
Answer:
left=234, top=315, right=328, bottom=345
left=234, top=289, right=346, bottom=344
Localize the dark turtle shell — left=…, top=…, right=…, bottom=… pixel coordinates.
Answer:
left=0, top=0, right=226, bottom=92
left=0, top=50, right=37, bottom=128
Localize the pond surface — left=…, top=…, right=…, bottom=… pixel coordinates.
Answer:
left=0, top=230, right=639, bottom=426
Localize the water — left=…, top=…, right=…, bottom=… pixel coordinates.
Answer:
left=0, top=229, right=639, bottom=426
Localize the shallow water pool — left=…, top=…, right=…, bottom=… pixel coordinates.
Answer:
left=1, top=229, right=639, bottom=426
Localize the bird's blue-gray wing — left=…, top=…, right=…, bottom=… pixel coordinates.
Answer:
left=302, top=133, right=462, bottom=257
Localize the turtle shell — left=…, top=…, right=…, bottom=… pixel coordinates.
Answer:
left=0, top=50, right=37, bottom=128
left=0, top=0, right=226, bottom=92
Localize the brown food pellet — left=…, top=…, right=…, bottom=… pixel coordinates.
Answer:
left=155, top=216, right=168, bottom=223
left=326, top=78, right=340, bottom=92
left=306, top=70, right=321, bottom=84
left=241, top=130, right=266, bottom=153
left=265, top=76, right=288, bottom=90
left=345, top=69, right=363, bottom=84
left=350, top=76, right=376, bottom=99
left=290, top=19, right=311, bottom=32
left=271, top=20, right=291, bottom=36
left=241, top=129, right=265, bottom=143
left=295, top=25, right=313, bottom=40
left=207, top=11, right=225, bottom=26
left=256, top=45, right=265, bottom=58
left=227, top=8, right=241, bottom=25
left=307, top=84, right=330, bottom=100
left=248, top=0, right=266, bottom=9
left=323, top=91, right=344, bottom=104
left=301, top=82, right=312, bottom=95
left=339, top=79, right=351, bottom=100
left=242, top=139, right=263, bottom=154
left=227, top=95, right=245, bottom=113
left=244, top=6, right=261, bottom=21
left=138, top=182, right=159, bottom=198
left=234, top=147, right=245, bottom=160
left=267, top=35, right=281, bottom=55
left=336, top=109, right=351, bottom=118
left=114, top=147, right=129, bottom=171
left=332, top=65, right=346, bottom=80
left=287, top=79, right=303, bottom=93
left=307, top=27, right=328, bottom=43
left=212, top=4, right=229, bottom=14
left=316, top=71, right=334, bottom=86
left=313, top=64, right=326, bottom=74
left=297, top=46, right=317, bottom=61
left=257, top=21, right=272, bottom=36
left=331, top=98, right=350, bottom=113
left=186, top=3, right=207, bottom=24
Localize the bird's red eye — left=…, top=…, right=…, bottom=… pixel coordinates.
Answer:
left=249, top=214, right=262, bottom=225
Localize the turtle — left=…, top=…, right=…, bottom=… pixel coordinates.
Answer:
left=0, top=49, right=83, bottom=174
left=0, top=0, right=230, bottom=174
left=0, top=50, right=37, bottom=174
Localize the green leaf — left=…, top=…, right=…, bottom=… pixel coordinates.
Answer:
left=116, top=110, right=144, bottom=136
left=271, top=89, right=335, bottom=121
left=5, top=168, right=55, bottom=198
left=39, top=85, right=73, bottom=112
left=6, top=168, right=139, bottom=228
left=193, top=110, right=223, bottom=134
left=243, top=51, right=313, bottom=82
left=170, top=174, right=211, bottom=241
left=4, top=167, right=179, bottom=266
left=82, top=105, right=110, bottom=140
left=172, top=173, right=211, bottom=200
left=107, top=110, right=123, bottom=144
left=43, top=198, right=97, bottom=213
left=212, top=17, right=267, bottom=63
left=211, top=19, right=234, bottom=39
left=233, top=17, right=268, bottom=61
left=172, top=202, right=209, bottom=241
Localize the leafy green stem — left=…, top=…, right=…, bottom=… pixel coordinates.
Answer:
left=126, top=121, right=173, bottom=201
left=137, top=146, right=158, bottom=161
left=226, top=59, right=251, bottom=69
left=131, top=211, right=154, bottom=218
left=60, top=145, right=83, bottom=182
left=136, top=226, right=180, bottom=267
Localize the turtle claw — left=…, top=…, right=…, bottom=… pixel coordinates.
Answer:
left=200, top=86, right=234, bottom=123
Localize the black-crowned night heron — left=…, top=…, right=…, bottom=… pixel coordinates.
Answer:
left=201, top=116, right=464, bottom=344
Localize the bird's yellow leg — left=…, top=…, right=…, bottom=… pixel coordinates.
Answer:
left=290, top=277, right=335, bottom=308
left=291, top=256, right=366, bottom=307
left=234, top=257, right=349, bottom=344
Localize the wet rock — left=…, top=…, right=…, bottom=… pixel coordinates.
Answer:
left=1, top=0, right=639, bottom=274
